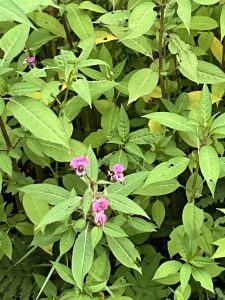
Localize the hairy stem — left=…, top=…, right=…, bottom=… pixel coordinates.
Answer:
left=159, top=1, right=166, bottom=98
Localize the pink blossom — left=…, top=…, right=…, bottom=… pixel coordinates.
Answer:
left=113, top=164, right=124, bottom=173
left=111, top=163, right=125, bottom=183
left=92, top=197, right=109, bottom=213
left=24, top=56, right=36, bottom=69
left=94, top=211, right=107, bottom=227
left=70, top=155, right=88, bottom=176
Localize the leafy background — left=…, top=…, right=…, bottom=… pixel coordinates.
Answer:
left=1, top=0, right=225, bottom=299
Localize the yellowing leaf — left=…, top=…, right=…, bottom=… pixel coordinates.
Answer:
left=142, top=86, right=162, bottom=102
left=210, top=36, right=223, bottom=64
left=95, top=31, right=118, bottom=44
left=41, top=244, right=53, bottom=255
left=188, top=91, right=221, bottom=109
left=212, top=83, right=225, bottom=98
left=27, top=92, right=42, bottom=100
left=148, top=119, right=162, bottom=134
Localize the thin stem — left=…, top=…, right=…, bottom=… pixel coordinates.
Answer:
left=222, top=38, right=225, bottom=70
left=0, top=117, right=20, bottom=172
left=190, top=162, right=200, bottom=203
left=159, top=1, right=166, bottom=98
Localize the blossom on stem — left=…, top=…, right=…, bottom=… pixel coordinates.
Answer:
left=94, top=211, right=107, bottom=227
left=70, top=155, right=88, bottom=176
left=24, top=56, right=36, bottom=69
left=111, top=163, right=125, bottom=183
left=92, top=197, right=109, bottom=213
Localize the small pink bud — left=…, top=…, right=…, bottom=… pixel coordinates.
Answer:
left=113, top=164, right=124, bottom=174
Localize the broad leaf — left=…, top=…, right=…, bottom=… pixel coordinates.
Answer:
left=182, top=203, right=204, bottom=238
left=72, top=228, right=94, bottom=289
left=10, top=98, right=69, bottom=148
left=199, top=145, right=220, bottom=196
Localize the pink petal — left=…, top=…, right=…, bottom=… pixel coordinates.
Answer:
left=113, top=163, right=124, bottom=174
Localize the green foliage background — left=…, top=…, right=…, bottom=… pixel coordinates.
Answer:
left=1, top=0, right=225, bottom=299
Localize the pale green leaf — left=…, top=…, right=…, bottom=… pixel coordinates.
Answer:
left=23, top=194, right=49, bottom=225
left=176, top=0, right=191, bottom=32
left=192, top=267, right=214, bottom=293
left=143, top=112, right=194, bottom=132
left=199, top=145, right=220, bottom=196
left=153, top=261, right=182, bottom=280
left=108, top=193, right=149, bottom=218
left=72, top=228, right=94, bottom=289
left=60, top=229, right=76, bottom=255
left=190, top=16, right=218, bottom=31
left=72, top=79, right=92, bottom=106
left=221, top=5, right=225, bottom=40
left=0, top=24, right=30, bottom=67
left=10, top=98, right=69, bottom=148
left=128, top=68, right=159, bottom=104
left=182, top=203, right=204, bottom=238
left=180, top=264, right=192, bottom=292
left=135, top=179, right=180, bottom=196
left=0, top=153, right=12, bottom=176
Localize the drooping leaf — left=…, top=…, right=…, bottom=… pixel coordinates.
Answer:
left=176, top=0, right=191, bottom=33
left=182, top=203, right=204, bottom=239
left=152, top=200, right=165, bottom=227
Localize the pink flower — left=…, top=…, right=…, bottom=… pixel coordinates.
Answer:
left=111, top=163, right=125, bottom=183
left=24, top=56, right=36, bottom=69
left=70, top=155, right=88, bottom=176
left=94, top=211, right=107, bottom=227
left=92, top=197, right=109, bottom=213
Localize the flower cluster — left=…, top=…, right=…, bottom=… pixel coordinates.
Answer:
left=70, top=155, right=88, bottom=176
left=92, top=197, right=109, bottom=227
left=110, top=164, right=125, bottom=183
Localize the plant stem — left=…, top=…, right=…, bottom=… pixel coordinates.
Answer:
left=159, top=1, right=166, bottom=98
left=62, top=14, right=74, bottom=49
left=0, top=117, right=20, bottom=172
left=222, top=38, right=225, bottom=70
left=190, top=162, right=200, bottom=203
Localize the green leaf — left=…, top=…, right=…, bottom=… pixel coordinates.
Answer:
left=192, top=267, right=214, bottom=293
left=129, top=129, right=160, bottom=145
left=103, top=222, right=128, bottom=238
left=55, top=263, right=75, bottom=285
left=181, top=60, right=225, bottom=84
left=91, top=226, right=103, bottom=248
left=86, top=147, right=98, bottom=181
left=108, top=193, right=149, bottom=218
left=20, top=184, right=70, bottom=205
left=0, top=0, right=34, bottom=27
left=32, top=11, right=66, bottom=38
left=190, top=16, right=218, bottom=31
left=118, top=105, right=130, bottom=141
left=152, top=200, right=165, bottom=227
left=33, top=274, right=57, bottom=298
left=126, top=217, right=156, bottom=233
left=23, top=194, right=49, bottom=225
left=106, top=236, right=141, bottom=272
left=199, top=145, right=220, bottom=196
left=97, top=10, right=130, bottom=26
left=0, top=24, right=30, bottom=67
left=78, top=1, right=107, bottom=13
left=211, top=113, right=225, bottom=132
left=128, top=68, right=159, bottom=104
left=135, top=179, right=180, bottom=196
left=107, top=172, right=148, bottom=196
left=193, top=0, right=219, bottom=4
left=182, top=203, right=204, bottom=239
left=200, top=84, right=212, bottom=126
left=180, top=264, right=192, bottom=292
left=144, top=157, right=189, bottom=186
left=153, top=261, right=182, bottom=281
left=37, top=196, right=81, bottom=229
left=221, top=5, right=225, bottom=41
left=212, top=238, right=225, bottom=259
left=67, top=4, right=94, bottom=40
left=72, top=79, right=92, bottom=106
left=0, top=231, right=12, bottom=259
left=125, top=2, right=157, bottom=39
left=0, top=153, right=12, bottom=176
left=143, top=112, right=194, bottom=132
left=60, top=229, right=76, bottom=255
left=176, top=0, right=191, bottom=33
left=10, top=98, right=69, bottom=148
left=72, top=228, right=94, bottom=289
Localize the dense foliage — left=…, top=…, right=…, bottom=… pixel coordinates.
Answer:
left=1, top=0, right=225, bottom=299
